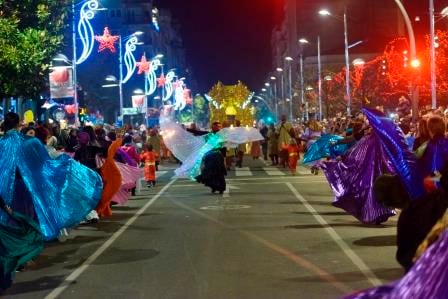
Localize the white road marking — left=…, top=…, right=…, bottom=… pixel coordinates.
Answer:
left=171, top=180, right=328, bottom=188
left=286, top=182, right=382, bottom=287
left=235, top=167, right=253, bottom=177
left=263, top=167, right=286, bottom=176
left=223, top=184, right=241, bottom=198
left=45, top=179, right=177, bottom=299
left=156, top=170, right=168, bottom=177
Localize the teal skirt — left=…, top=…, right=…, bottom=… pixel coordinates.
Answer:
left=0, top=211, right=43, bottom=290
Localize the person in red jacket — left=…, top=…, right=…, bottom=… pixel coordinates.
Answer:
left=140, top=144, right=158, bottom=187
left=287, top=140, right=300, bottom=176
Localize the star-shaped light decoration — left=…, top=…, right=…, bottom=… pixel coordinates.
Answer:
left=136, top=55, right=151, bottom=75
left=95, top=27, right=120, bottom=53
left=157, top=74, right=166, bottom=87
left=172, top=80, right=183, bottom=89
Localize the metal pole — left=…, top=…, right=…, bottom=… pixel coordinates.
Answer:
left=343, top=10, right=351, bottom=116
left=72, top=0, right=79, bottom=126
left=273, top=83, right=278, bottom=120
left=318, top=35, right=323, bottom=120
left=118, top=35, right=124, bottom=123
left=429, top=0, right=437, bottom=109
left=300, top=54, right=306, bottom=121
left=394, top=0, right=418, bottom=122
left=281, top=73, right=285, bottom=116
left=288, top=62, right=293, bottom=121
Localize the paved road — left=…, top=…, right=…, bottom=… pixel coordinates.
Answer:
left=4, top=158, right=403, bottom=299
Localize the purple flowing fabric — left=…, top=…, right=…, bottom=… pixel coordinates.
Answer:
left=419, top=137, right=448, bottom=178
left=363, top=108, right=424, bottom=199
left=320, top=134, right=396, bottom=224
left=111, top=162, right=143, bottom=205
left=343, top=228, right=448, bottom=299
left=116, top=148, right=138, bottom=167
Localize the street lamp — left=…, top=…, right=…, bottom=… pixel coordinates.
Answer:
left=319, top=8, right=351, bottom=116
left=352, top=58, right=366, bottom=66
left=318, top=9, right=331, bottom=16
left=276, top=67, right=285, bottom=117
left=285, top=56, right=294, bottom=121
left=102, top=75, right=120, bottom=88
left=270, top=76, right=279, bottom=119
left=298, top=38, right=309, bottom=121
left=394, top=0, right=418, bottom=122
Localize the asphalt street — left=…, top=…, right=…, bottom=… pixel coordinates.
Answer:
left=3, top=158, right=403, bottom=299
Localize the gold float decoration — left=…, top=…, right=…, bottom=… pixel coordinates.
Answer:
left=207, top=81, right=254, bottom=126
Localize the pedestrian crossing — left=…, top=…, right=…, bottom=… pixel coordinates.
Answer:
left=154, top=162, right=320, bottom=180
left=228, top=166, right=315, bottom=177
left=235, top=167, right=253, bottom=177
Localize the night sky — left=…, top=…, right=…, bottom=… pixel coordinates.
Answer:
left=155, top=0, right=284, bottom=94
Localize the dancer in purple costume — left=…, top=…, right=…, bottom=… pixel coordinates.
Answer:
left=320, top=133, right=396, bottom=224
left=343, top=226, right=448, bottom=299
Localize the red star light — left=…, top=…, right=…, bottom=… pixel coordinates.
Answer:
left=157, top=74, right=166, bottom=87
left=95, top=27, right=119, bottom=53
left=136, top=55, right=151, bottom=75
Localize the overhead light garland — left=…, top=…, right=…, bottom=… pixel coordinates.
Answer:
left=95, top=27, right=119, bottom=53
left=77, top=0, right=102, bottom=64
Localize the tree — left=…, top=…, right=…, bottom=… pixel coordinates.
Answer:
left=0, top=0, right=69, bottom=99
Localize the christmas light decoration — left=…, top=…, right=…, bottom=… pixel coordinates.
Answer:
left=163, top=71, right=176, bottom=102
left=152, top=8, right=160, bottom=32
left=95, top=27, right=119, bottom=53
left=122, top=35, right=140, bottom=84
left=77, top=0, right=102, bottom=65
left=136, top=54, right=151, bottom=75
left=157, top=74, right=166, bottom=87
left=173, top=79, right=186, bottom=111
left=208, top=81, right=255, bottom=126
left=145, top=58, right=162, bottom=96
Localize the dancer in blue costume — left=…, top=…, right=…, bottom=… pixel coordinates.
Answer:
left=0, top=113, right=103, bottom=240
left=418, top=115, right=448, bottom=178
left=302, top=134, right=352, bottom=164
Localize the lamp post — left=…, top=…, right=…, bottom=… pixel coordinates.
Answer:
left=285, top=56, right=294, bottom=121
left=317, top=36, right=323, bottom=120
left=299, top=38, right=309, bottom=121
left=276, top=68, right=284, bottom=116
left=319, top=8, right=351, bottom=116
left=429, top=0, right=436, bottom=109
left=394, top=0, right=419, bottom=123
left=118, top=31, right=143, bottom=122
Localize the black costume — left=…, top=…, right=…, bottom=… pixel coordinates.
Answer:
left=196, top=149, right=227, bottom=194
